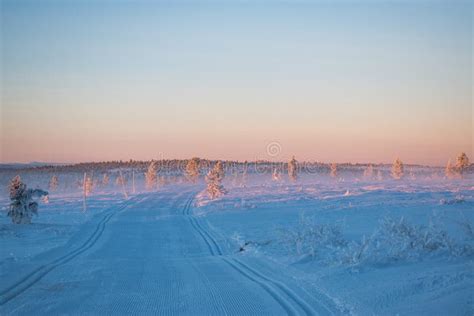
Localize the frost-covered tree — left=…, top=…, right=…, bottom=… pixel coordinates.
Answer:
left=49, top=175, right=58, bottom=191
left=185, top=157, right=200, bottom=183
left=391, top=158, right=404, bottom=180
left=363, top=165, right=373, bottom=178
left=116, top=173, right=127, bottom=186
left=376, top=170, right=383, bottom=181
left=445, top=159, right=456, bottom=179
left=288, top=156, right=298, bottom=182
left=8, top=176, right=48, bottom=224
left=84, top=176, right=94, bottom=196
left=206, top=161, right=227, bottom=199
left=272, top=167, right=282, bottom=181
left=241, top=161, right=248, bottom=187
left=102, top=173, right=110, bottom=186
left=145, top=160, right=158, bottom=190
left=330, top=163, right=338, bottom=178
left=455, top=152, right=470, bottom=175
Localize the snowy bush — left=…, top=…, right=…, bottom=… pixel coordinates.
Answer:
left=8, top=176, right=48, bottom=224
left=278, top=213, right=346, bottom=259
left=277, top=212, right=473, bottom=266
left=455, top=213, right=474, bottom=256
left=439, top=195, right=465, bottom=205
left=342, top=216, right=457, bottom=266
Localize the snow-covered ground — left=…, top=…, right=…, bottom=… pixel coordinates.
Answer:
left=0, top=170, right=473, bottom=314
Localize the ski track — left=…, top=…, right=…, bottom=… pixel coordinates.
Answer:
left=1, top=191, right=326, bottom=315
left=184, top=193, right=319, bottom=316
left=0, top=195, right=143, bottom=306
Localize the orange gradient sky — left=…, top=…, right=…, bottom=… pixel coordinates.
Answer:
left=1, top=1, right=472, bottom=166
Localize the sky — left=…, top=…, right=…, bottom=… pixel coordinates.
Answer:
left=1, top=0, right=472, bottom=166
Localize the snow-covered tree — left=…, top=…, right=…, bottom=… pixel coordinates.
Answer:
left=455, top=152, right=470, bottom=175
left=185, top=157, right=200, bottom=183
left=272, top=167, right=282, bottom=181
left=376, top=170, right=383, bottom=181
left=49, top=175, right=58, bottom=191
left=288, top=156, right=298, bottom=182
left=84, top=176, right=93, bottom=196
left=445, top=159, right=456, bottom=179
left=330, top=163, right=338, bottom=178
left=391, top=158, right=404, bottom=180
left=241, top=161, right=248, bottom=187
left=116, top=173, right=127, bottom=186
left=102, top=173, right=110, bottom=186
left=363, top=165, right=373, bottom=178
left=145, top=160, right=158, bottom=190
left=8, top=176, right=48, bottom=224
left=206, top=161, right=227, bottom=199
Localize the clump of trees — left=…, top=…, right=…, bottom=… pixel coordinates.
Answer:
left=446, top=153, right=470, bottom=179
left=8, top=176, right=48, bottom=224
left=206, top=161, right=227, bottom=199
left=185, top=157, right=200, bottom=183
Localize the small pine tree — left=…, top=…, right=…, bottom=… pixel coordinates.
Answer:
left=272, top=167, right=282, bottom=181
left=445, top=159, right=456, bottom=179
left=102, top=173, right=110, bottom=186
left=288, top=156, right=298, bottom=182
left=8, top=176, right=48, bottom=224
left=330, top=163, right=338, bottom=178
left=185, top=157, right=200, bottom=183
left=84, top=176, right=93, bottom=196
left=116, top=174, right=127, bottom=186
left=206, top=161, right=227, bottom=199
left=241, top=161, right=248, bottom=187
left=49, top=175, right=58, bottom=191
left=363, top=165, right=373, bottom=178
left=455, top=152, right=470, bottom=176
left=391, top=158, right=404, bottom=180
left=145, top=160, right=158, bottom=190
left=376, top=170, right=383, bottom=181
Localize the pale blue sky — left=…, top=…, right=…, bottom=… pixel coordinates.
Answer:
left=1, top=0, right=472, bottom=165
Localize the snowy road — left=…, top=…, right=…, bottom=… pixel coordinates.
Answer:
left=0, top=190, right=330, bottom=315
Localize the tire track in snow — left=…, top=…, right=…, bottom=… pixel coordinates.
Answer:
left=0, top=196, right=142, bottom=306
